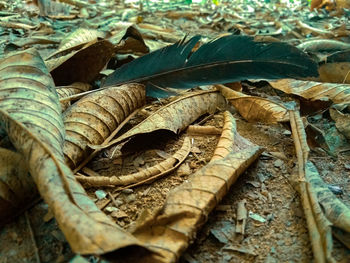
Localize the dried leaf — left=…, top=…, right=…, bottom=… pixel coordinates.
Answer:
left=130, top=111, right=263, bottom=262
left=0, top=19, right=36, bottom=30
left=269, top=79, right=350, bottom=105
left=47, top=28, right=106, bottom=59
left=319, top=62, right=350, bottom=84
left=306, top=161, right=350, bottom=233
left=63, top=83, right=146, bottom=169
left=218, top=84, right=289, bottom=123
left=211, top=111, right=237, bottom=161
left=56, top=82, right=92, bottom=111
left=0, top=49, right=145, bottom=255
left=46, top=39, right=115, bottom=85
left=92, top=90, right=226, bottom=151
left=297, top=39, right=350, bottom=52
left=76, top=137, right=191, bottom=187
left=0, top=148, right=38, bottom=226
left=329, top=108, right=350, bottom=140
left=115, top=26, right=149, bottom=55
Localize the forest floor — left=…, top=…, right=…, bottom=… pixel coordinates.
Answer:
left=0, top=0, right=350, bottom=262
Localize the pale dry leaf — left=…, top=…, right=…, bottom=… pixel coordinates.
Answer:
left=63, top=83, right=146, bottom=168
left=269, top=79, right=350, bottom=105
left=0, top=49, right=147, bottom=256
left=217, top=84, right=289, bottom=123
left=46, top=39, right=115, bottom=85
left=0, top=148, right=37, bottom=226
left=130, top=111, right=263, bottom=262
left=91, top=90, right=226, bottom=151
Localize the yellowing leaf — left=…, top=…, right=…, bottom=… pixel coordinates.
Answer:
left=46, top=40, right=115, bottom=85
left=92, top=90, right=226, bottom=152
left=131, top=111, right=263, bottom=262
left=0, top=49, right=146, bottom=255
left=319, top=62, right=350, bottom=84
left=269, top=79, right=350, bottom=105
left=0, top=148, right=37, bottom=226
left=63, top=83, right=146, bottom=168
left=217, top=85, right=289, bottom=123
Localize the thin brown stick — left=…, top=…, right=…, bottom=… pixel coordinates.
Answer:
left=73, top=109, right=140, bottom=173
left=289, top=110, right=305, bottom=181
left=25, top=211, right=41, bottom=263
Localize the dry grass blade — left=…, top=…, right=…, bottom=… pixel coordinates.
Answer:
left=0, top=49, right=146, bottom=255
left=91, top=90, right=227, bottom=151
left=217, top=85, right=289, bottom=123
left=269, top=79, right=350, bottom=105
left=63, top=83, right=146, bottom=169
left=130, top=111, right=263, bottom=262
left=0, top=148, right=38, bottom=226
left=76, top=137, right=191, bottom=187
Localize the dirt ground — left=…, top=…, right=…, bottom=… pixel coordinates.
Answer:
left=1, top=0, right=350, bottom=262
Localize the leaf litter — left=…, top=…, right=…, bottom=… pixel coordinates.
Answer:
left=1, top=0, right=350, bottom=262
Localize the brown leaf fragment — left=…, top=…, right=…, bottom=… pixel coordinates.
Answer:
left=296, top=20, right=334, bottom=37
left=47, top=28, right=106, bottom=59
left=319, top=62, right=350, bottom=84
left=329, top=108, right=350, bottom=140
left=217, top=85, right=289, bottom=123
left=57, top=0, right=89, bottom=8
left=269, top=79, right=350, bottom=106
left=130, top=111, right=263, bottom=262
left=91, top=90, right=226, bottom=151
left=332, top=227, right=350, bottom=249
left=36, top=0, right=72, bottom=17
left=306, top=161, right=350, bottom=233
left=164, top=10, right=201, bottom=20
left=297, top=39, right=350, bottom=53
left=46, top=39, right=115, bottom=85
left=0, top=148, right=38, bottom=226
left=0, top=19, right=37, bottom=30
left=56, top=82, right=92, bottom=111
left=0, top=49, right=147, bottom=256
left=76, top=137, right=191, bottom=187
left=211, top=111, right=236, bottom=161
left=114, top=26, right=149, bottom=55
left=63, top=84, right=145, bottom=169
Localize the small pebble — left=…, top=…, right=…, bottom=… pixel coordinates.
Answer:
left=95, top=190, right=107, bottom=200
left=328, top=185, right=343, bottom=195
left=273, top=159, right=284, bottom=168
left=282, top=130, right=291, bottom=136
left=122, top=189, right=134, bottom=194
